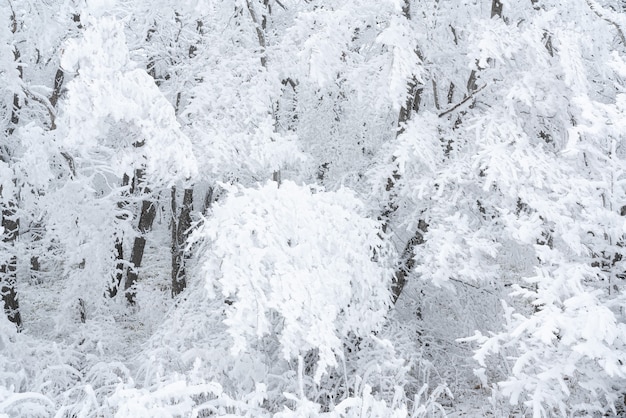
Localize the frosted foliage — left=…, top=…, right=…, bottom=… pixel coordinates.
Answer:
left=376, top=15, right=424, bottom=110
left=0, top=162, right=15, bottom=205
left=59, top=16, right=197, bottom=185
left=195, top=181, right=393, bottom=382
left=0, top=13, right=20, bottom=114
left=8, top=0, right=626, bottom=416
left=180, top=2, right=305, bottom=182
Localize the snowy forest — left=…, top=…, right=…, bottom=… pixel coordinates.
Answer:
left=4, top=0, right=626, bottom=416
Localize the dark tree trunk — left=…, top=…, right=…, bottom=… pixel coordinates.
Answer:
left=1, top=200, right=21, bottom=330
left=202, top=187, right=214, bottom=213
left=6, top=10, right=21, bottom=136
left=391, top=220, right=428, bottom=304
left=109, top=174, right=130, bottom=298
left=246, top=0, right=269, bottom=67
left=397, top=81, right=423, bottom=135
left=49, top=68, right=64, bottom=108
left=125, top=196, right=156, bottom=304
left=171, top=187, right=193, bottom=297
left=491, top=0, right=503, bottom=18
left=381, top=0, right=428, bottom=305
left=109, top=239, right=125, bottom=297
left=1, top=12, right=22, bottom=329
left=395, top=0, right=423, bottom=135
left=28, top=220, right=43, bottom=283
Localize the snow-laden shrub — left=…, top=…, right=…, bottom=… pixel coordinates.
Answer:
left=0, top=315, right=54, bottom=417
left=0, top=319, right=66, bottom=417
left=192, top=180, right=394, bottom=382
left=190, top=180, right=392, bottom=378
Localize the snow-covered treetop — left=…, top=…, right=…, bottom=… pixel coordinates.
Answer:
left=59, top=16, right=197, bottom=186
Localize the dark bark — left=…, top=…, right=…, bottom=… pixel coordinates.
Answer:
left=447, top=82, right=455, bottom=105
left=386, top=2, right=426, bottom=236
left=125, top=197, right=157, bottom=304
left=109, top=174, right=130, bottom=298
left=1, top=200, right=21, bottom=330
left=395, top=0, right=424, bottom=135
left=1, top=11, right=22, bottom=329
left=246, top=0, right=268, bottom=68
left=170, top=188, right=179, bottom=295
left=439, top=84, right=486, bottom=119
left=1, top=269, right=20, bottom=329
left=146, top=26, right=159, bottom=83
left=28, top=220, right=43, bottom=283
left=391, top=220, right=428, bottom=304
left=109, top=239, right=125, bottom=298
left=49, top=68, right=64, bottom=108
left=202, top=187, right=214, bottom=213
left=385, top=0, right=423, bottom=218
left=491, top=0, right=503, bottom=18
left=171, top=187, right=193, bottom=297
left=78, top=298, right=86, bottom=323
left=125, top=237, right=146, bottom=304
left=382, top=0, right=429, bottom=305
left=6, top=8, right=20, bottom=132
left=272, top=170, right=282, bottom=187
left=137, top=198, right=157, bottom=233
left=6, top=39, right=21, bottom=136
left=397, top=82, right=423, bottom=135
left=465, top=2, right=502, bottom=100
left=466, top=70, right=478, bottom=95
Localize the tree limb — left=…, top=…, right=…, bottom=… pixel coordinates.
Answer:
left=22, top=87, right=57, bottom=130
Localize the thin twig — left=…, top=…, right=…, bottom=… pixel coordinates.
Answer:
left=438, top=84, right=486, bottom=118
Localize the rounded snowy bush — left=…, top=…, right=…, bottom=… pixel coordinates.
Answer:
left=194, top=180, right=394, bottom=381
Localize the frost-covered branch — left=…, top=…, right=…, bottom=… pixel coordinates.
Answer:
left=438, top=84, right=486, bottom=118
left=245, top=0, right=268, bottom=67
left=585, top=0, right=626, bottom=46
left=22, top=87, right=57, bottom=129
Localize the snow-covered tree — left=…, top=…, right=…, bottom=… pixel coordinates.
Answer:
left=49, top=14, right=196, bottom=312
left=193, top=180, right=394, bottom=382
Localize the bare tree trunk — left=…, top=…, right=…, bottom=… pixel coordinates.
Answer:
left=49, top=68, right=64, bottom=108
left=381, top=0, right=429, bottom=304
left=171, top=187, right=193, bottom=297
left=6, top=9, right=21, bottom=137
left=1, top=10, right=22, bottom=329
left=246, top=0, right=269, bottom=67
left=391, top=220, right=427, bottom=304
left=1, top=200, right=21, bottom=330
left=108, top=174, right=130, bottom=297
left=395, top=0, right=424, bottom=134
left=491, top=0, right=503, bottom=18
left=124, top=169, right=156, bottom=304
